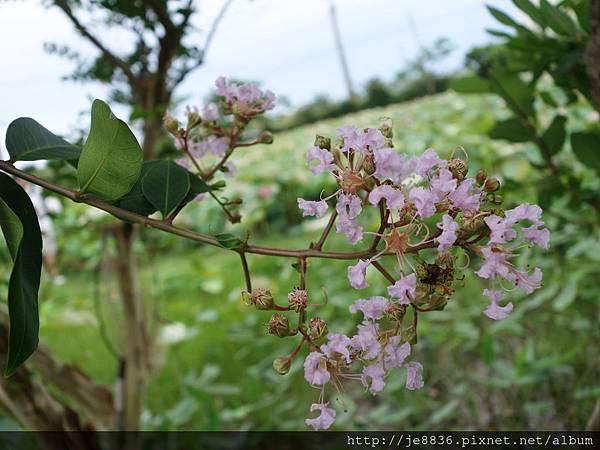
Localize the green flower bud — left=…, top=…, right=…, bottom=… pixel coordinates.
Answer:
left=427, top=294, right=448, bottom=311
left=259, top=131, right=274, bottom=145
left=241, top=291, right=253, bottom=306
left=483, top=178, right=500, bottom=193
left=268, top=313, right=291, bottom=337
left=187, top=111, right=202, bottom=130
left=379, top=117, right=394, bottom=139
left=252, top=288, right=274, bottom=310
left=493, top=194, right=503, bottom=205
left=314, top=134, right=331, bottom=150
left=308, top=317, right=328, bottom=340
left=163, top=115, right=180, bottom=136
left=475, top=169, right=487, bottom=186
left=273, top=357, right=291, bottom=375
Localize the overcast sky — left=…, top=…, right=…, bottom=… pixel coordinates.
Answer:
left=0, top=0, right=519, bottom=145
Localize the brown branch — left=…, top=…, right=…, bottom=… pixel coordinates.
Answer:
left=0, top=160, right=437, bottom=260
left=313, top=210, right=338, bottom=251
left=52, top=0, right=140, bottom=88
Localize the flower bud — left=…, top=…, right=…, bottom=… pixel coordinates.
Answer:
left=448, top=158, right=468, bottom=181
left=259, top=131, right=274, bottom=145
left=252, top=288, right=274, bottom=310
left=273, top=357, right=291, bottom=375
left=187, top=111, right=202, bottom=130
left=241, top=290, right=253, bottom=306
left=379, top=117, right=394, bottom=138
left=386, top=303, right=407, bottom=322
left=427, top=294, right=448, bottom=311
left=475, top=169, right=487, bottom=186
left=308, top=317, right=328, bottom=340
left=268, top=313, right=291, bottom=337
left=492, top=194, right=503, bottom=205
left=288, top=289, right=308, bottom=312
left=436, top=252, right=455, bottom=269
left=483, top=178, right=500, bottom=192
left=314, top=134, right=331, bottom=150
left=163, top=114, right=180, bottom=136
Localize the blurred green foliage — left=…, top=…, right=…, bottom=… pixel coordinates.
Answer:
left=2, top=86, right=598, bottom=430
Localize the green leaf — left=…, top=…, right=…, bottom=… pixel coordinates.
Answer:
left=492, top=74, right=535, bottom=116
left=77, top=99, right=143, bottom=201
left=512, top=0, right=546, bottom=28
left=541, top=115, right=567, bottom=155
left=117, top=160, right=161, bottom=216
left=571, top=132, right=600, bottom=173
left=0, top=173, right=42, bottom=376
left=0, top=199, right=23, bottom=260
left=539, top=0, right=577, bottom=36
left=537, top=175, right=563, bottom=209
left=449, top=75, right=491, bottom=94
left=5, top=118, right=81, bottom=162
left=141, top=160, right=190, bottom=218
left=214, top=233, right=244, bottom=249
left=487, top=5, right=522, bottom=29
left=489, top=118, right=534, bottom=142
left=183, top=171, right=212, bottom=204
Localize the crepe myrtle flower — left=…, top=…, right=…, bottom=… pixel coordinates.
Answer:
left=305, top=403, right=336, bottom=431
left=215, top=76, right=275, bottom=116
left=265, top=119, right=551, bottom=430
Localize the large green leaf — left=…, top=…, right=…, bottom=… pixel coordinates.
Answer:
left=0, top=173, right=42, bottom=376
left=570, top=132, right=600, bottom=173
left=5, top=118, right=81, bottom=162
left=141, top=160, right=190, bottom=218
left=0, top=199, right=23, bottom=259
left=541, top=115, right=567, bottom=155
left=489, top=118, right=534, bottom=143
left=78, top=99, right=143, bottom=201
left=117, top=160, right=162, bottom=216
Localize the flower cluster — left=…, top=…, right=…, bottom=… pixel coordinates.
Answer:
left=164, top=77, right=274, bottom=221
left=291, top=119, right=549, bottom=428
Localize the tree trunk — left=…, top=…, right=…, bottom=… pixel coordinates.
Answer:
left=585, top=0, right=600, bottom=112
left=114, top=223, right=149, bottom=432
left=0, top=314, right=102, bottom=450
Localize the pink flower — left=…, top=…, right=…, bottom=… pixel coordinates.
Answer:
left=350, top=322, right=380, bottom=360
left=347, top=260, right=370, bottom=289
left=523, top=225, right=550, bottom=249
left=304, top=352, right=330, bottom=386
left=361, top=363, right=386, bottom=394
left=448, top=179, right=481, bottom=212
left=320, top=333, right=352, bottom=363
left=409, top=187, right=437, bottom=218
left=336, top=216, right=363, bottom=244
left=297, top=198, right=328, bottom=218
left=349, top=296, right=388, bottom=320
left=435, top=214, right=458, bottom=252
left=305, top=402, right=336, bottom=430
left=202, top=103, right=219, bottom=121
left=430, top=169, right=457, bottom=198
left=475, top=247, right=514, bottom=282
left=336, top=193, right=362, bottom=219
left=484, top=214, right=517, bottom=245
left=200, top=136, right=230, bottom=157
left=338, top=126, right=385, bottom=154
left=483, top=288, right=513, bottom=320
left=506, top=203, right=543, bottom=226
left=387, top=273, right=417, bottom=305
left=307, top=146, right=334, bottom=174
left=414, top=148, right=446, bottom=179
left=373, top=148, right=413, bottom=184
left=405, top=362, right=424, bottom=390
left=383, top=337, right=411, bottom=369
left=368, top=185, right=405, bottom=210
left=514, top=267, right=542, bottom=294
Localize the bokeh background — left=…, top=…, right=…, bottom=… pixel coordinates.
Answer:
left=0, top=0, right=599, bottom=431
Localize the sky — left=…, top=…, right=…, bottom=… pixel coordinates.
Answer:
left=0, top=0, right=520, bottom=144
